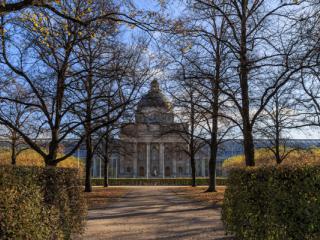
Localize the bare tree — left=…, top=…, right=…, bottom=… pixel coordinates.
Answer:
left=0, top=2, right=158, bottom=191
left=94, top=125, right=115, bottom=188
left=95, top=82, right=145, bottom=188
left=256, top=83, right=301, bottom=164
left=0, top=0, right=159, bottom=31
left=0, top=81, right=34, bottom=164
left=94, top=117, right=123, bottom=188
left=71, top=13, right=151, bottom=191
left=0, top=1, right=92, bottom=166
left=191, top=0, right=312, bottom=166
left=165, top=65, right=206, bottom=187
left=298, top=2, right=320, bottom=134
left=160, top=0, right=239, bottom=191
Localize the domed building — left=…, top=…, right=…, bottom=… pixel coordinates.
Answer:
left=72, top=81, right=320, bottom=179
left=119, top=80, right=190, bottom=178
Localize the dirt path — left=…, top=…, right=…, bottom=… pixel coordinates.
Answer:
left=78, top=187, right=233, bottom=240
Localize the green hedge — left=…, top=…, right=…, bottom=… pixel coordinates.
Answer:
left=0, top=165, right=87, bottom=240
left=92, top=177, right=227, bottom=186
left=222, top=165, right=320, bottom=240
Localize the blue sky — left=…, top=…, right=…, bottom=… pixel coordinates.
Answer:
left=128, top=1, right=320, bottom=140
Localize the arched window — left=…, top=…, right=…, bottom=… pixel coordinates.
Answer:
left=127, top=167, right=131, bottom=173
left=165, top=167, right=171, bottom=177
left=178, top=167, right=183, bottom=177
left=139, top=166, right=145, bottom=177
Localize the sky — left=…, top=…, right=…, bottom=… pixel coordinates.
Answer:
left=129, top=0, right=320, bottom=140
left=4, top=0, right=320, bottom=140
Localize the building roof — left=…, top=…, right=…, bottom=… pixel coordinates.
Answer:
left=137, top=80, right=172, bottom=111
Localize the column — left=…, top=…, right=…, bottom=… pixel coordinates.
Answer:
left=201, top=158, right=206, bottom=177
left=186, top=158, right=190, bottom=176
left=99, top=157, right=102, bottom=178
left=115, top=157, right=118, bottom=179
left=133, top=143, right=138, bottom=178
left=92, top=157, right=96, bottom=178
left=146, top=143, right=150, bottom=179
left=173, top=151, right=177, bottom=178
left=118, top=150, right=122, bottom=178
left=160, top=143, right=165, bottom=178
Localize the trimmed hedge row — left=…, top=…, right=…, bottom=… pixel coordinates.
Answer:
left=92, top=177, right=227, bottom=186
left=222, top=165, right=320, bottom=240
left=0, top=165, right=87, bottom=240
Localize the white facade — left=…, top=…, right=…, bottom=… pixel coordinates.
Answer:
left=119, top=80, right=191, bottom=178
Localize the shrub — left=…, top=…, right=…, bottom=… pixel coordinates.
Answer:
left=223, top=147, right=320, bottom=170
left=0, top=165, right=87, bottom=240
left=222, top=165, right=320, bottom=240
left=91, top=177, right=228, bottom=186
left=0, top=168, right=57, bottom=239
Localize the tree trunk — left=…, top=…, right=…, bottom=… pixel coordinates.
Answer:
left=275, top=111, right=281, bottom=164
left=84, top=71, right=93, bottom=192
left=206, top=79, right=219, bottom=192
left=207, top=153, right=217, bottom=192
left=207, top=38, right=222, bottom=192
left=84, top=133, right=93, bottom=192
left=45, top=159, right=58, bottom=167
left=243, top=126, right=255, bottom=166
left=189, top=104, right=196, bottom=187
left=275, top=95, right=282, bottom=164
left=240, top=0, right=255, bottom=167
left=190, top=154, right=196, bottom=187
left=11, top=139, right=16, bottom=165
left=207, top=135, right=218, bottom=192
left=104, top=135, right=109, bottom=187
left=43, top=156, right=58, bottom=206
left=104, top=160, right=109, bottom=187
left=240, top=67, right=256, bottom=167
left=275, top=140, right=281, bottom=164
left=44, top=146, right=58, bottom=167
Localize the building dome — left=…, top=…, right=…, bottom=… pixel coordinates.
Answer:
left=137, top=80, right=171, bottom=111
left=136, top=80, right=174, bottom=124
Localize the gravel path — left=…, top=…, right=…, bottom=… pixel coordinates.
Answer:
left=78, top=187, right=233, bottom=240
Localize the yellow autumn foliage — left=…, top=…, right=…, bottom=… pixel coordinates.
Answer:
left=0, top=148, right=84, bottom=170
left=223, top=147, right=320, bottom=170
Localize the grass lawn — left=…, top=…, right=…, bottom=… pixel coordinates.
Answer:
left=171, top=186, right=226, bottom=206
left=85, top=186, right=130, bottom=210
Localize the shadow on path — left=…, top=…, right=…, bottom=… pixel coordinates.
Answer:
left=77, top=187, right=233, bottom=240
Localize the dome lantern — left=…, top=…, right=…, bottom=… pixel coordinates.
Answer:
left=150, top=79, right=160, bottom=92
